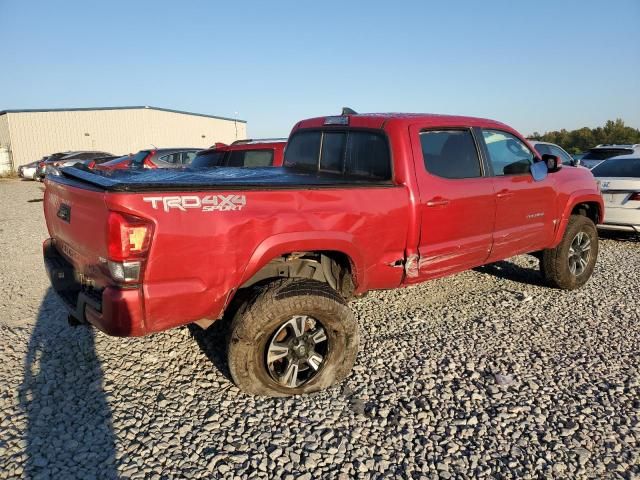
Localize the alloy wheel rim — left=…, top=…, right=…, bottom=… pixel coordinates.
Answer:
left=568, top=230, right=591, bottom=276
left=266, top=315, right=328, bottom=388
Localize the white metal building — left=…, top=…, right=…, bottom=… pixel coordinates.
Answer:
left=0, top=106, right=247, bottom=170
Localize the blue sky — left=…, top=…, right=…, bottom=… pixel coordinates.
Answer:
left=1, top=0, right=639, bottom=138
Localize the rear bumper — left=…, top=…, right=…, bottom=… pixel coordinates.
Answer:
left=43, top=239, right=148, bottom=336
left=598, top=223, right=639, bottom=233
left=599, top=207, right=640, bottom=233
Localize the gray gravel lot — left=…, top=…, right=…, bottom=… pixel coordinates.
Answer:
left=0, top=178, right=638, bottom=479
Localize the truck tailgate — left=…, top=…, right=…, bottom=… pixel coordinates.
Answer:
left=44, top=178, right=111, bottom=286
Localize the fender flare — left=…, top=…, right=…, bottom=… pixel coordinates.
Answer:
left=552, top=190, right=604, bottom=246
left=238, top=231, right=365, bottom=289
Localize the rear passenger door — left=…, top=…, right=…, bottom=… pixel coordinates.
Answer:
left=480, top=130, right=557, bottom=260
left=409, top=126, right=496, bottom=281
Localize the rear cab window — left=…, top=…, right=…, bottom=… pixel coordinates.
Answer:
left=284, top=129, right=392, bottom=181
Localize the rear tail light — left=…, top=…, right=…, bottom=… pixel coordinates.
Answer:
left=88, top=161, right=96, bottom=169
left=107, top=212, right=154, bottom=284
left=630, top=192, right=640, bottom=201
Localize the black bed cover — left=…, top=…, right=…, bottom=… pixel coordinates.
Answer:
left=55, top=166, right=392, bottom=192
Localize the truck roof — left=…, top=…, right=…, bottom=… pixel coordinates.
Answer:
left=295, top=112, right=512, bottom=131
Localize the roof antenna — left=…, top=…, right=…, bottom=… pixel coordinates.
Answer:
left=342, top=107, right=358, bottom=115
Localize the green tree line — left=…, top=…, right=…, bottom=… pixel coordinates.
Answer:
left=529, top=119, right=640, bottom=154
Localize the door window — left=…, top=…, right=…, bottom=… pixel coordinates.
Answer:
left=533, top=143, right=552, bottom=156
left=159, top=153, right=181, bottom=164
left=548, top=145, right=573, bottom=165
left=483, top=130, right=534, bottom=176
left=181, top=151, right=198, bottom=165
left=420, top=130, right=482, bottom=179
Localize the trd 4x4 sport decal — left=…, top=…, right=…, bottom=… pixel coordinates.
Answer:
left=143, top=195, right=246, bottom=212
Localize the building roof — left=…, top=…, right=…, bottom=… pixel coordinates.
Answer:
left=0, top=105, right=246, bottom=123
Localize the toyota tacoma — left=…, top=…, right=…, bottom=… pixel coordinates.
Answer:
left=43, top=111, right=603, bottom=396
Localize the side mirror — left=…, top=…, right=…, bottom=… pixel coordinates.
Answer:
left=541, top=153, right=562, bottom=173
left=530, top=160, right=548, bottom=181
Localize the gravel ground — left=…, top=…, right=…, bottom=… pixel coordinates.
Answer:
left=0, top=178, right=638, bottom=479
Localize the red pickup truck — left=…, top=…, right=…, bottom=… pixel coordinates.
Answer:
left=43, top=112, right=603, bottom=396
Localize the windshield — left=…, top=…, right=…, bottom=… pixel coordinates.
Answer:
left=190, top=151, right=226, bottom=168
left=592, top=158, right=640, bottom=177
left=582, top=148, right=633, bottom=161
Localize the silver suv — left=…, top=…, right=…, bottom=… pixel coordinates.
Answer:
left=579, top=144, right=640, bottom=169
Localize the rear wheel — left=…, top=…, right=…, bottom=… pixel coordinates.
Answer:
left=541, top=215, right=598, bottom=289
left=227, top=278, right=359, bottom=396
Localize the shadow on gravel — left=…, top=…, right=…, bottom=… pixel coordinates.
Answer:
left=27, top=198, right=44, bottom=203
left=474, top=259, right=546, bottom=287
left=598, top=230, right=639, bottom=243
left=18, top=289, right=118, bottom=479
left=188, top=320, right=233, bottom=382
left=188, top=291, right=254, bottom=383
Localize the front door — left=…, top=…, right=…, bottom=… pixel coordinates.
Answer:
left=408, top=125, right=496, bottom=282
left=479, top=129, right=557, bottom=261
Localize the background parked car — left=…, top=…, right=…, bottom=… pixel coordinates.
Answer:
left=572, top=152, right=585, bottom=163
left=592, top=155, right=640, bottom=233
left=84, top=155, right=119, bottom=168
left=17, top=160, right=40, bottom=180
left=36, top=151, right=113, bottom=180
left=528, top=140, right=577, bottom=166
left=95, top=148, right=201, bottom=171
left=580, top=144, right=640, bottom=169
left=190, top=139, right=286, bottom=168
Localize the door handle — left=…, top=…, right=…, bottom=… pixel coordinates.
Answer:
left=496, top=189, right=514, bottom=199
left=426, top=197, right=450, bottom=207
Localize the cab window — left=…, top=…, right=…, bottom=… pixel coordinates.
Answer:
left=284, top=129, right=391, bottom=180
left=420, top=130, right=482, bottom=179
left=482, top=130, right=534, bottom=176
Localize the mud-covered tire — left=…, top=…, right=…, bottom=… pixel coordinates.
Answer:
left=227, top=278, right=359, bottom=397
left=541, top=215, right=598, bottom=290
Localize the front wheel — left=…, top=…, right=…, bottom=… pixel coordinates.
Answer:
left=227, top=279, right=359, bottom=397
left=541, top=215, right=598, bottom=290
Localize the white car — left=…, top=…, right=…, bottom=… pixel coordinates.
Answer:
left=17, top=161, right=39, bottom=180
left=592, top=155, right=640, bottom=233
